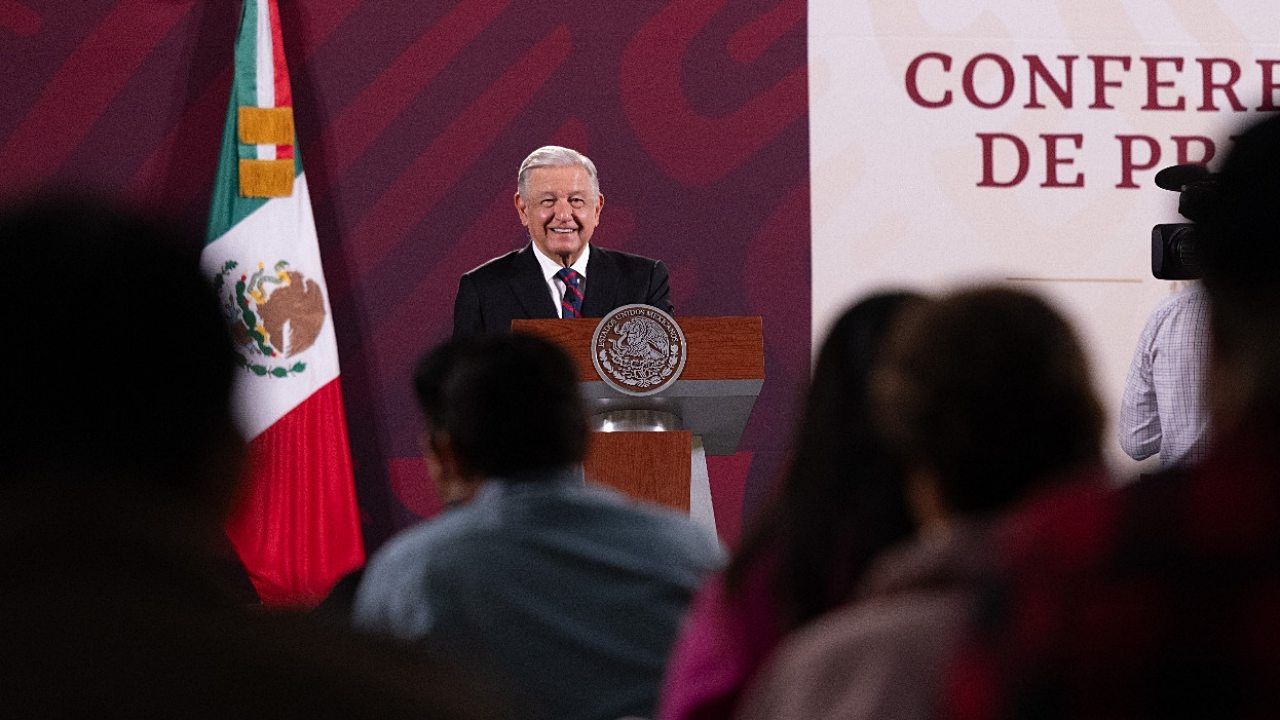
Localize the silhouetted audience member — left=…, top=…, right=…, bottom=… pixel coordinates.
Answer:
left=938, top=114, right=1280, bottom=719
left=0, top=194, right=499, bottom=719
left=735, top=286, right=1103, bottom=720
left=660, top=293, right=923, bottom=720
left=355, top=334, right=724, bottom=720
left=311, top=566, right=364, bottom=626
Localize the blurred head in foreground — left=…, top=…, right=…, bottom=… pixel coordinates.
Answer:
left=0, top=193, right=242, bottom=522
left=730, top=291, right=924, bottom=626
left=873, top=286, right=1103, bottom=524
left=413, top=333, right=586, bottom=504
left=1198, top=114, right=1280, bottom=430
left=0, top=193, right=506, bottom=720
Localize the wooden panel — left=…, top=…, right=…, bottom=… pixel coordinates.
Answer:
left=513, top=316, right=765, bottom=381
left=583, top=431, right=691, bottom=512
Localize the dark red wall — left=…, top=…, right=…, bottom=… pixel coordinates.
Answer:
left=0, top=0, right=808, bottom=549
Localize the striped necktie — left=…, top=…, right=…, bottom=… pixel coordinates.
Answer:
left=556, top=267, right=584, bottom=319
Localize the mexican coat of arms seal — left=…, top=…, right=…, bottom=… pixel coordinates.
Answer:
left=213, top=260, right=327, bottom=378
left=591, top=304, right=687, bottom=396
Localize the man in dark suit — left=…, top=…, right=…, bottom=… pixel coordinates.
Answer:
left=453, top=145, right=673, bottom=338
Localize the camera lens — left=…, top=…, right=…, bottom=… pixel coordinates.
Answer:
left=1152, top=223, right=1202, bottom=280
left=1170, top=225, right=1198, bottom=267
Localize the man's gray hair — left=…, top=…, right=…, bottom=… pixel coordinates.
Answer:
left=517, top=146, right=600, bottom=199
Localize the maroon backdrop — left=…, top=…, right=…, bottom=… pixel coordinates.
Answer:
left=0, top=0, right=809, bottom=550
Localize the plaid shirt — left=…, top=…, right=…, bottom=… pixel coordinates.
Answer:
left=941, top=427, right=1280, bottom=719
left=1119, top=285, right=1211, bottom=468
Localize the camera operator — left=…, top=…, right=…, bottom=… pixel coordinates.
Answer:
left=1119, top=282, right=1210, bottom=468
left=1118, top=165, right=1214, bottom=469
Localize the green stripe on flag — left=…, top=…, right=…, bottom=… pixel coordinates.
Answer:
left=206, top=92, right=266, bottom=243
left=235, top=0, right=258, bottom=111
left=235, top=0, right=259, bottom=162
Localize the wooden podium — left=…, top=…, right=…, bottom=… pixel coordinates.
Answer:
left=513, top=317, right=764, bottom=513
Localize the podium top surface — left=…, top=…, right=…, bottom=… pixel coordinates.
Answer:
left=512, top=316, right=764, bottom=382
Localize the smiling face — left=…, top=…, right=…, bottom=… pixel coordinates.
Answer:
left=515, top=165, right=603, bottom=266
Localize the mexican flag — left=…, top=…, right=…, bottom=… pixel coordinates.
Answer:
left=203, top=0, right=364, bottom=605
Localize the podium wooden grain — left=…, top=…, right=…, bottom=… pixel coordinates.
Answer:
left=513, top=317, right=764, bottom=381
left=584, top=431, right=691, bottom=510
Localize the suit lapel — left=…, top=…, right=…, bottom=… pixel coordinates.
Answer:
left=581, top=246, right=617, bottom=317
left=507, top=244, right=558, bottom=319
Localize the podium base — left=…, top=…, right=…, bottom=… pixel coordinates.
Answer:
left=583, top=431, right=717, bottom=536
left=584, top=431, right=690, bottom=511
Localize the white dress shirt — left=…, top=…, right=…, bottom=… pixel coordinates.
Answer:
left=530, top=242, right=590, bottom=318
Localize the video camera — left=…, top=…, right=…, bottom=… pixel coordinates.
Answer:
left=1151, top=164, right=1219, bottom=280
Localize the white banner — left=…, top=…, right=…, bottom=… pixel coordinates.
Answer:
left=810, top=1, right=1280, bottom=470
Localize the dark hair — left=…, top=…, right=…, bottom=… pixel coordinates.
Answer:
left=874, top=287, right=1102, bottom=515
left=728, top=292, right=922, bottom=628
left=0, top=193, right=238, bottom=492
left=413, top=333, right=587, bottom=477
left=1198, top=114, right=1280, bottom=415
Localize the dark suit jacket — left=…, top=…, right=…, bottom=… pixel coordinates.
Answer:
left=453, top=243, right=673, bottom=338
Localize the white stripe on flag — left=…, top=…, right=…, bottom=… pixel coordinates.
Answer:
left=203, top=172, right=341, bottom=439
left=255, top=0, right=276, bottom=160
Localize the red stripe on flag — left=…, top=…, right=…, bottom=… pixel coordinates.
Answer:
left=267, top=0, right=291, bottom=108
left=225, top=378, right=365, bottom=607
left=267, top=0, right=294, bottom=159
